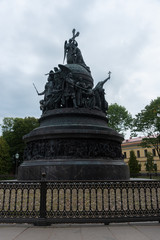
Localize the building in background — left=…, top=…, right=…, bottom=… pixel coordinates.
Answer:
left=122, top=137, right=160, bottom=172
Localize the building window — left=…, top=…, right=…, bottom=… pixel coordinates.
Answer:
left=137, top=150, right=140, bottom=158
left=152, top=149, right=156, bottom=156
left=144, top=149, right=147, bottom=157
left=123, top=152, right=127, bottom=158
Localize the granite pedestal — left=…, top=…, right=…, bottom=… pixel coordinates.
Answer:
left=18, top=108, right=129, bottom=180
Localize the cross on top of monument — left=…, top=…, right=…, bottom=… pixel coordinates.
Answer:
left=71, top=28, right=80, bottom=41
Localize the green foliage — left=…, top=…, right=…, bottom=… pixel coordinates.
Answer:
left=0, top=137, right=11, bottom=174
left=1, top=117, right=39, bottom=171
left=145, top=152, right=157, bottom=173
left=128, top=150, right=141, bottom=177
left=132, top=97, right=160, bottom=159
left=107, top=103, right=133, bottom=136
left=133, top=97, right=160, bottom=134
left=140, top=136, right=160, bottom=159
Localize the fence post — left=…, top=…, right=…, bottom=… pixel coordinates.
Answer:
left=34, top=172, right=50, bottom=226
left=40, top=176, right=47, bottom=219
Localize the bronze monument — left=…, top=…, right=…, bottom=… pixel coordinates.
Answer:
left=18, top=29, right=129, bottom=180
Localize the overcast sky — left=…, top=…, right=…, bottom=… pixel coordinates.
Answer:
left=0, top=0, right=160, bottom=136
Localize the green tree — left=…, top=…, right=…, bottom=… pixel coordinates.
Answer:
left=132, top=97, right=160, bottom=159
left=128, top=150, right=141, bottom=177
left=1, top=117, right=39, bottom=172
left=145, top=152, right=157, bottom=172
left=0, top=136, right=11, bottom=174
left=107, top=103, right=133, bottom=136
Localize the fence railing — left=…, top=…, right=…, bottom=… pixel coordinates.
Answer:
left=0, top=180, right=160, bottom=225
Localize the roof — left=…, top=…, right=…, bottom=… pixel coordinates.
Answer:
left=122, top=137, right=143, bottom=144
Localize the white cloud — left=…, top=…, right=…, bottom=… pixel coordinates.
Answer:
left=0, top=0, right=160, bottom=136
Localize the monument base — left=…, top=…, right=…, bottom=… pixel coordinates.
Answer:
left=18, top=108, right=130, bottom=180
left=18, top=159, right=129, bottom=180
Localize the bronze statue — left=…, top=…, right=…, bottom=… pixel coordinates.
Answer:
left=93, top=71, right=111, bottom=112
left=35, top=30, right=111, bottom=113
left=62, top=72, right=78, bottom=108
left=64, top=29, right=87, bottom=68
left=19, top=30, right=130, bottom=182
left=37, top=70, right=54, bottom=112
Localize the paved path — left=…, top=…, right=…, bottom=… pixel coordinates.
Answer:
left=0, top=222, right=159, bottom=240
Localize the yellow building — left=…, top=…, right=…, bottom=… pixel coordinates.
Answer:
left=122, top=137, right=160, bottom=172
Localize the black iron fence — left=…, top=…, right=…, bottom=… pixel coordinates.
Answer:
left=0, top=180, right=160, bottom=225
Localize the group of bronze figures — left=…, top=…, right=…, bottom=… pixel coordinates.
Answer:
left=23, top=139, right=123, bottom=161
left=35, top=29, right=111, bottom=114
